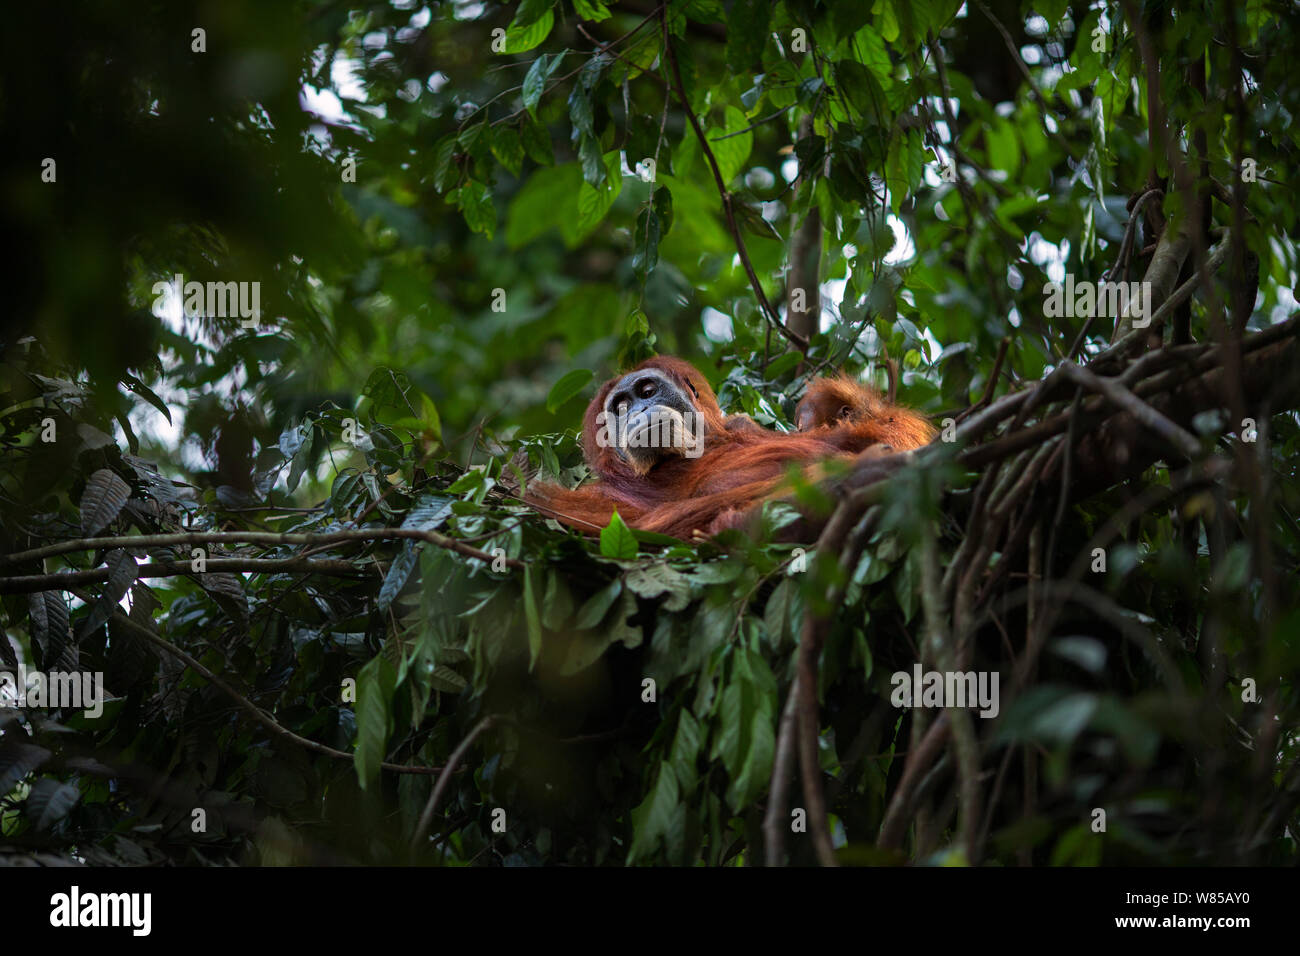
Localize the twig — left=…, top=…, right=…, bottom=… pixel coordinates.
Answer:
left=1, top=526, right=525, bottom=571
left=763, top=677, right=801, bottom=865
left=878, top=713, right=951, bottom=849
left=796, top=617, right=836, bottom=865
left=1057, top=362, right=1202, bottom=459
left=75, top=589, right=442, bottom=776
left=973, top=0, right=1076, bottom=160
left=0, top=558, right=366, bottom=595
left=411, top=714, right=499, bottom=851
left=955, top=336, right=1010, bottom=424
left=659, top=8, right=807, bottom=354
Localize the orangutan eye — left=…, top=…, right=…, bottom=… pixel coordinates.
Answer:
left=635, top=379, right=657, bottom=399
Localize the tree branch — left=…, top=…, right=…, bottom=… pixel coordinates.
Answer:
left=78, top=589, right=442, bottom=776
left=659, top=7, right=807, bottom=353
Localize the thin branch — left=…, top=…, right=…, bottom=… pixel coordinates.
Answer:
left=973, top=0, right=1077, bottom=160
left=955, top=336, right=1010, bottom=424
left=763, top=677, right=801, bottom=866
left=1, top=526, right=525, bottom=571
left=878, top=713, right=951, bottom=849
left=411, top=714, right=500, bottom=852
left=76, top=589, right=441, bottom=776
left=796, top=617, right=837, bottom=865
left=1057, top=361, right=1202, bottom=459
left=0, top=557, right=365, bottom=595
left=659, top=8, right=807, bottom=353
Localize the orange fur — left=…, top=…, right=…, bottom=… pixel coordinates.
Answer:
left=526, top=357, right=934, bottom=539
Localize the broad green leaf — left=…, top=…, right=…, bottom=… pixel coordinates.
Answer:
left=454, top=180, right=495, bottom=237
left=355, top=654, right=397, bottom=790
left=546, top=367, right=594, bottom=413
left=575, top=152, right=624, bottom=239
left=725, top=0, right=771, bottom=70
left=507, top=163, right=582, bottom=248
left=627, top=762, right=679, bottom=862
left=601, top=510, right=638, bottom=560
left=490, top=125, right=524, bottom=176
left=625, top=563, right=692, bottom=610
left=708, top=106, right=753, bottom=185
left=522, top=53, right=558, bottom=118
left=80, top=468, right=131, bottom=536
left=573, top=0, right=612, bottom=21
left=575, top=578, right=623, bottom=628
left=504, top=7, right=554, bottom=53
left=377, top=541, right=420, bottom=612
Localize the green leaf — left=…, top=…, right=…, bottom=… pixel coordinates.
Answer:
left=419, top=392, right=442, bottom=443
left=568, top=84, right=595, bottom=140
left=523, top=565, right=543, bottom=670
left=627, top=762, right=680, bottom=862
left=26, top=779, right=81, bottom=830
left=572, top=0, right=612, bottom=21
left=121, top=373, right=172, bottom=424
left=546, top=367, right=594, bottom=413
left=711, top=649, right=776, bottom=809
left=725, top=0, right=771, bottom=70
left=683, top=595, right=735, bottom=674
left=377, top=541, right=420, bottom=612
left=653, top=185, right=673, bottom=236
left=575, top=578, right=623, bottom=628
left=81, top=549, right=137, bottom=636
left=601, top=510, right=638, bottom=560
left=762, top=577, right=797, bottom=650
left=453, top=180, right=495, bottom=237
left=542, top=571, right=575, bottom=629
left=877, top=0, right=900, bottom=42
left=522, top=53, right=558, bottom=118
left=28, top=591, right=72, bottom=671
left=521, top=118, right=554, bottom=165
left=430, top=134, right=460, bottom=192
left=733, top=200, right=781, bottom=241
left=668, top=709, right=703, bottom=792
left=625, top=563, right=692, bottom=610
left=514, top=0, right=555, bottom=28
left=632, top=203, right=661, bottom=279
left=0, top=742, right=52, bottom=797
left=80, top=468, right=131, bottom=536
left=855, top=28, right=894, bottom=94
left=507, top=163, right=582, bottom=248
left=505, top=7, right=555, bottom=53
left=884, top=127, right=925, bottom=214
left=355, top=654, right=397, bottom=790
left=578, top=134, right=606, bottom=186
left=490, top=125, right=524, bottom=176
left=575, top=152, right=624, bottom=238
left=286, top=424, right=315, bottom=493
left=561, top=592, right=639, bottom=675
left=708, top=106, right=753, bottom=185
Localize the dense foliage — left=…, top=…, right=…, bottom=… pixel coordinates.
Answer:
left=1, top=0, right=1297, bottom=866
